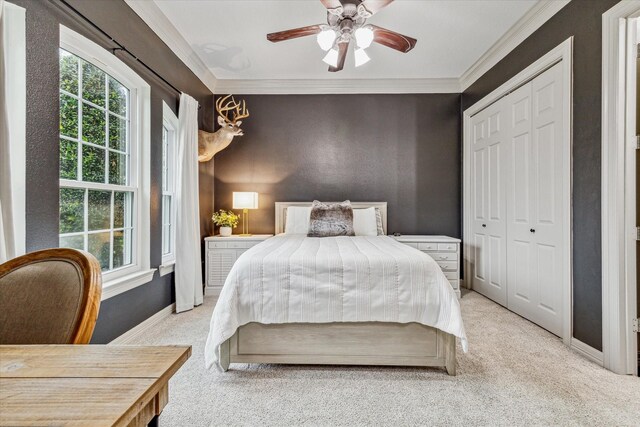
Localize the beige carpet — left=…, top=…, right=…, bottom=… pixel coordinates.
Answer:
left=131, top=291, right=640, bottom=426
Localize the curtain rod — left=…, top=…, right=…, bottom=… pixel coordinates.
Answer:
left=54, top=0, right=201, bottom=109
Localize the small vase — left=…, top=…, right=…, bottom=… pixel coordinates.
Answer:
left=219, top=226, right=232, bottom=237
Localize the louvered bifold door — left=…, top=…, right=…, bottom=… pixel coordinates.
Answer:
left=208, top=251, right=237, bottom=288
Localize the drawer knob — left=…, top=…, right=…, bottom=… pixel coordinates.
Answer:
left=530, top=228, right=536, bottom=233
left=482, top=224, right=486, bottom=228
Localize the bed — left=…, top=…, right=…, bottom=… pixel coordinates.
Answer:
left=204, top=202, right=467, bottom=375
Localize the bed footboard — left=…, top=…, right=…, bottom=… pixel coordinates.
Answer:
left=220, top=322, right=457, bottom=375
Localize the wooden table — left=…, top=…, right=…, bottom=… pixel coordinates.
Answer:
left=0, top=345, right=191, bottom=426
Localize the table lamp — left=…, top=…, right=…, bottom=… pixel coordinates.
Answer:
left=232, top=192, right=259, bottom=236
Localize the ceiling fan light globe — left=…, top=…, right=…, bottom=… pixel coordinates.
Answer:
left=316, top=29, right=337, bottom=51
left=322, top=48, right=339, bottom=67
left=355, top=27, right=374, bottom=49
left=354, top=48, right=370, bottom=67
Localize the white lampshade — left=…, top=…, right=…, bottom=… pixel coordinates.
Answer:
left=354, top=48, right=370, bottom=67
left=355, top=26, right=374, bottom=49
left=322, top=48, right=339, bottom=67
left=233, top=192, right=259, bottom=209
left=316, top=29, right=336, bottom=51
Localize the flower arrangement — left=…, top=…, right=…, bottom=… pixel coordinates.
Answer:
left=211, top=210, right=239, bottom=228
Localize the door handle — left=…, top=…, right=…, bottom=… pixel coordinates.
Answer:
left=482, top=224, right=486, bottom=228
left=530, top=228, right=536, bottom=233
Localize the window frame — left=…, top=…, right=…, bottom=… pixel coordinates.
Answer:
left=60, top=26, right=153, bottom=300
left=160, top=101, right=178, bottom=275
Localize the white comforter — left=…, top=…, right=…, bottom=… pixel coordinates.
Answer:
left=205, top=235, right=468, bottom=370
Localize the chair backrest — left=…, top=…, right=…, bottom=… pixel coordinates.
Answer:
left=0, top=248, right=102, bottom=344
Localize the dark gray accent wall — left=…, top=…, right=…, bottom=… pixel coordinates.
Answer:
left=10, top=0, right=214, bottom=343
left=214, top=94, right=462, bottom=238
left=462, top=0, right=620, bottom=351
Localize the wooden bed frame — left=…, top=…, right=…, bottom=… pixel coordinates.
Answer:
left=219, top=202, right=457, bottom=375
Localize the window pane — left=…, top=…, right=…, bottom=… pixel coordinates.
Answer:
left=82, top=103, right=106, bottom=146
left=113, top=229, right=132, bottom=269
left=60, top=235, right=84, bottom=251
left=109, top=152, right=127, bottom=185
left=162, top=127, right=168, bottom=191
left=82, top=62, right=106, bottom=107
left=82, top=145, right=106, bottom=183
left=108, top=115, right=127, bottom=152
left=113, top=191, right=132, bottom=229
left=60, top=50, right=78, bottom=95
left=60, top=139, right=78, bottom=180
left=88, top=232, right=110, bottom=271
left=60, top=95, right=78, bottom=139
left=88, top=190, right=111, bottom=231
left=162, top=225, right=171, bottom=256
left=108, top=77, right=128, bottom=117
left=59, top=188, right=85, bottom=233
left=162, top=195, right=171, bottom=226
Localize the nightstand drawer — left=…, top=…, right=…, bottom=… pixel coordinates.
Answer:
left=402, top=242, right=419, bottom=248
left=436, top=261, right=457, bottom=271
left=227, top=241, right=256, bottom=249
left=208, top=241, right=228, bottom=249
left=429, top=252, right=458, bottom=262
left=448, top=280, right=459, bottom=290
left=437, top=243, right=457, bottom=252
left=417, top=242, right=438, bottom=251
left=418, top=243, right=438, bottom=251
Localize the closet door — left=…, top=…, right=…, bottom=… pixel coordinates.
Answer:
left=470, top=99, right=508, bottom=306
left=505, top=62, right=564, bottom=336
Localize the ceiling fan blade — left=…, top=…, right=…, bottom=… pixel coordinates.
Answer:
left=267, top=25, right=323, bottom=43
left=329, top=41, right=349, bottom=72
left=320, top=0, right=343, bottom=10
left=371, top=25, right=417, bottom=53
left=359, top=0, right=394, bottom=16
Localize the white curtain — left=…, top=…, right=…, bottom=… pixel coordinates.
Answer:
left=175, top=93, right=203, bottom=312
left=0, top=0, right=14, bottom=263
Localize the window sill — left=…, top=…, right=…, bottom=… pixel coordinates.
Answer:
left=158, top=262, right=175, bottom=277
left=101, top=269, right=156, bottom=301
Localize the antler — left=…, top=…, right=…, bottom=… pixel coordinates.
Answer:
left=216, top=95, right=239, bottom=123
left=216, top=95, right=249, bottom=124
left=232, top=99, right=250, bottom=122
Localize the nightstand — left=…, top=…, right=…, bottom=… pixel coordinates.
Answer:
left=392, top=235, right=461, bottom=298
left=204, top=234, right=273, bottom=296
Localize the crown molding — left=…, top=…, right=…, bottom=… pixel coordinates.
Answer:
left=125, top=0, right=567, bottom=95
left=124, top=0, right=218, bottom=93
left=214, top=78, right=461, bottom=94
left=459, top=0, right=570, bottom=91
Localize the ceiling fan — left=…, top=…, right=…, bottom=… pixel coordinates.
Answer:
left=266, top=0, right=417, bottom=72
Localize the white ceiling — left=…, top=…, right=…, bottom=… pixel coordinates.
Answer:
left=152, top=0, right=538, bottom=81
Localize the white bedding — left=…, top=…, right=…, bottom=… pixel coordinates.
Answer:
left=204, top=235, right=468, bottom=370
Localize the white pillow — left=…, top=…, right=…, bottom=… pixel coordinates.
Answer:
left=353, top=207, right=378, bottom=236
left=284, top=206, right=311, bottom=234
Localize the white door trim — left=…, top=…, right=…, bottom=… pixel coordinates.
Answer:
left=463, top=37, right=573, bottom=346
left=601, top=0, right=640, bottom=376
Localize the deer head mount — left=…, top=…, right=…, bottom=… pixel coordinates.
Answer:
left=198, top=95, right=250, bottom=162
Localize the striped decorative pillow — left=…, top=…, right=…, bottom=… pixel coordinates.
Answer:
left=375, top=207, right=385, bottom=235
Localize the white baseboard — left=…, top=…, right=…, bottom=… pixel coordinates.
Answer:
left=109, top=303, right=175, bottom=345
left=571, top=338, right=604, bottom=366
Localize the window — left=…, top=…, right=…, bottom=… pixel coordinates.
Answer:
left=160, top=102, right=178, bottom=273
left=59, top=26, right=152, bottom=299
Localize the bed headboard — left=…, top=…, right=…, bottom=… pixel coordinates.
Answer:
left=275, top=202, right=388, bottom=235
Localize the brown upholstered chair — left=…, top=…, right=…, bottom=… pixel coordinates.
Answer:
left=0, top=248, right=102, bottom=344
